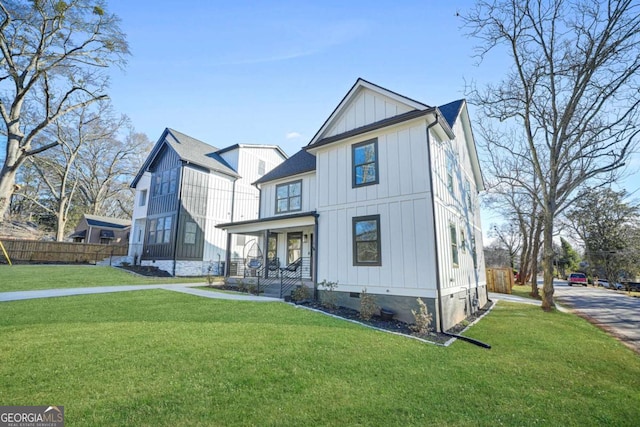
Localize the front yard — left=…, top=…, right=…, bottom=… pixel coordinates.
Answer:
left=1, top=289, right=639, bottom=426
left=0, top=265, right=207, bottom=291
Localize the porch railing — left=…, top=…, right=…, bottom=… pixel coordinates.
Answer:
left=228, top=257, right=312, bottom=298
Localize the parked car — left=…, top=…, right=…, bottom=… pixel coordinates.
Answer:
left=598, top=280, right=625, bottom=290
left=568, top=273, right=587, bottom=286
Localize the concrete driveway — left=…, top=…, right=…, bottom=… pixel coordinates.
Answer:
left=553, top=280, right=640, bottom=354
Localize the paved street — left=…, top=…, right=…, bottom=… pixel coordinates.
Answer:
left=553, top=279, right=640, bottom=354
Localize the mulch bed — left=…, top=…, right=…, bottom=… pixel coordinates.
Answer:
left=295, top=300, right=494, bottom=345
left=117, top=265, right=173, bottom=277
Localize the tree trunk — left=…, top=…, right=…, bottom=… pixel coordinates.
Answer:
left=541, top=213, right=556, bottom=310
left=55, top=197, right=69, bottom=242
left=529, top=218, right=543, bottom=299
left=0, top=168, right=19, bottom=221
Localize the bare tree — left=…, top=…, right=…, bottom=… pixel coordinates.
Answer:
left=464, top=0, right=640, bottom=310
left=489, top=221, right=521, bottom=271
left=77, top=129, right=151, bottom=218
left=0, top=0, right=129, bottom=220
left=23, top=102, right=116, bottom=240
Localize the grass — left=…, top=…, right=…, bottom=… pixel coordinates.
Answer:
left=1, top=290, right=639, bottom=426
left=0, top=265, right=208, bottom=292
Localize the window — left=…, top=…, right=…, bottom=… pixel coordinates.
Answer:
left=139, top=189, right=147, bottom=206
left=446, top=154, right=455, bottom=194
left=471, top=236, right=478, bottom=269
left=465, top=179, right=473, bottom=212
left=153, top=169, right=178, bottom=197
left=184, top=221, right=197, bottom=244
left=352, top=139, right=379, bottom=187
left=450, top=223, right=459, bottom=267
left=353, top=215, right=381, bottom=266
left=276, top=180, right=302, bottom=214
left=460, top=229, right=466, bottom=252
left=148, top=219, right=157, bottom=244
left=147, top=215, right=173, bottom=245
left=258, top=160, right=266, bottom=176
left=163, top=216, right=172, bottom=243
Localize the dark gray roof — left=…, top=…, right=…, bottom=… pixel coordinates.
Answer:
left=254, top=150, right=316, bottom=184
left=165, top=128, right=237, bottom=177
left=84, top=214, right=130, bottom=229
left=131, top=128, right=239, bottom=187
left=438, top=100, right=464, bottom=128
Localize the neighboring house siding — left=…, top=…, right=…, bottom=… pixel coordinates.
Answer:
left=175, top=166, right=208, bottom=260
left=144, top=146, right=181, bottom=260
left=323, top=88, right=414, bottom=138
left=202, top=172, right=236, bottom=263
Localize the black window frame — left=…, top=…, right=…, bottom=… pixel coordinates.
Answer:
left=352, top=215, right=382, bottom=266
left=352, top=138, right=379, bottom=188
left=275, top=180, right=302, bottom=214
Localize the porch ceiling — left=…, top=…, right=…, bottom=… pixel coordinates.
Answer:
left=218, top=211, right=317, bottom=234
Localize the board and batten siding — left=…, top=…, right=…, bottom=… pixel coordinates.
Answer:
left=259, top=173, right=317, bottom=217
left=323, top=88, right=414, bottom=139
left=430, top=119, right=486, bottom=294
left=201, top=170, right=237, bottom=263
left=315, top=120, right=438, bottom=297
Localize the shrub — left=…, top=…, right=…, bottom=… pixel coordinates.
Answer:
left=319, top=279, right=339, bottom=309
left=291, top=285, right=310, bottom=302
left=411, top=298, right=433, bottom=334
left=359, top=288, right=378, bottom=321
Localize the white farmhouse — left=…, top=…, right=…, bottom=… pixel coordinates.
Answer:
left=219, top=79, right=486, bottom=331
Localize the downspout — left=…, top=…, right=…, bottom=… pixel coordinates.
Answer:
left=172, top=165, right=185, bottom=277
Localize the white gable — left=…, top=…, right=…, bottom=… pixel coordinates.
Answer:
left=310, top=79, right=429, bottom=145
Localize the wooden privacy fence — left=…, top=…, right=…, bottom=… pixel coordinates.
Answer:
left=0, top=239, right=128, bottom=264
left=486, top=268, right=514, bottom=294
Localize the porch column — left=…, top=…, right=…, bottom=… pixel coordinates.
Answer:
left=224, top=232, right=232, bottom=277
left=262, top=229, right=269, bottom=278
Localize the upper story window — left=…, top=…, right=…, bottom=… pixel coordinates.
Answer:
left=352, top=138, right=379, bottom=187
left=258, top=160, right=266, bottom=176
left=276, top=180, right=302, bottom=214
left=465, top=179, right=473, bottom=212
left=139, top=189, right=147, bottom=207
left=353, top=215, right=381, bottom=266
left=446, top=154, right=455, bottom=194
left=153, top=169, right=178, bottom=197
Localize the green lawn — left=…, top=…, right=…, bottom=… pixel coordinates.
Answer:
left=1, top=290, right=639, bottom=426
left=0, top=265, right=208, bottom=291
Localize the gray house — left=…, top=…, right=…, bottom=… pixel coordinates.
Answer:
left=128, top=128, right=286, bottom=276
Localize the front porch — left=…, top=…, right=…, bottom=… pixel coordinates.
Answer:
left=217, top=212, right=319, bottom=299
left=225, top=257, right=314, bottom=299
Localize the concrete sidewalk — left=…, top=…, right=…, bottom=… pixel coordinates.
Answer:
left=489, top=292, right=569, bottom=312
left=0, top=283, right=283, bottom=303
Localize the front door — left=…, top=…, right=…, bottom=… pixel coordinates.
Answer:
left=287, top=232, right=302, bottom=264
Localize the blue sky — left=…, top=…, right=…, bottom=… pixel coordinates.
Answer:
left=106, top=0, right=486, bottom=155
left=2, top=0, right=639, bottom=230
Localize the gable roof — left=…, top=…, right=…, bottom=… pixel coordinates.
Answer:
left=308, top=78, right=431, bottom=147
left=254, top=150, right=316, bottom=185
left=84, top=214, right=130, bottom=229
left=438, top=99, right=464, bottom=128
left=216, top=143, right=288, bottom=160
left=131, top=128, right=239, bottom=187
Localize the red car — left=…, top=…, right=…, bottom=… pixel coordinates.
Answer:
left=568, top=273, right=587, bottom=286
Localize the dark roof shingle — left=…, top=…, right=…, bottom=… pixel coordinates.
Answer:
left=254, top=150, right=316, bottom=184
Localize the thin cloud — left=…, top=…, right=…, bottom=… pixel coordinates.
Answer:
left=286, top=132, right=302, bottom=139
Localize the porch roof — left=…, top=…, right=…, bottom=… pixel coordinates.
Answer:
left=217, top=211, right=318, bottom=234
